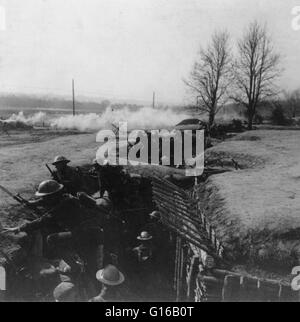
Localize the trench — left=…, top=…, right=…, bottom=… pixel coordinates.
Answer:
left=1, top=160, right=298, bottom=302
left=0, top=169, right=181, bottom=302
left=0, top=154, right=248, bottom=302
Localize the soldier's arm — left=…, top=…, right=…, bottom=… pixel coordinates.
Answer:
left=51, top=170, right=60, bottom=182
left=27, top=198, right=44, bottom=208
left=19, top=212, right=55, bottom=233
left=60, top=168, right=81, bottom=193
left=74, top=167, right=83, bottom=187
left=77, top=192, right=97, bottom=208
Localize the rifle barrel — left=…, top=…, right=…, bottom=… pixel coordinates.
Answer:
left=45, top=164, right=54, bottom=176
left=0, top=185, right=18, bottom=199
left=0, top=184, right=40, bottom=217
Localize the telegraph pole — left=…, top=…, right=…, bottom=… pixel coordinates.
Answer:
left=72, top=79, right=76, bottom=116
left=152, top=92, right=156, bottom=109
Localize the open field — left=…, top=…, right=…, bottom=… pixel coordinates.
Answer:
left=0, top=130, right=97, bottom=200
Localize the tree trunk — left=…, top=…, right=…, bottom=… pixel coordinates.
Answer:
left=208, top=111, right=215, bottom=128
left=247, top=108, right=255, bottom=130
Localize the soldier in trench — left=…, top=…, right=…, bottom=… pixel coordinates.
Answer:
left=50, top=156, right=83, bottom=195
left=126, top=231, right=160, bottom=300
left=142, top=212, right=175, bottom=298
left=3, top=180, right=105, bottom=286
left=89, top=160, right=125, bottom=199
left=89, top=265, right=126, bottom=302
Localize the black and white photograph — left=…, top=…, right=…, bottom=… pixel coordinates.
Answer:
left=0, top=0, right=300, bottom=306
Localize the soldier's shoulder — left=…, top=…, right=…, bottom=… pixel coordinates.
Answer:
left=68, top=165, right=83, bottom=176
left=61, top=192, right=73, bottom=198
left=132, top=246, right=141, bottom=252
left=66, top=165, right=76, bottom=172
left=61, top=193, right=81, bottom=205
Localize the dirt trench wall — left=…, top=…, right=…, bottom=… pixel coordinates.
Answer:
left=195, top=130, right=300, bottom=279
left=195, top=180, right=247, bottom=261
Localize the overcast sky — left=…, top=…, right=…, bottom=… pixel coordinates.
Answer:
left=0, top=0, right=299, bottom=104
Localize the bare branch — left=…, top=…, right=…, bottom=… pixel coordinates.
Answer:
left=184, top=30, right=232, bottom=126
left=231, top=21, right=281, bottom=129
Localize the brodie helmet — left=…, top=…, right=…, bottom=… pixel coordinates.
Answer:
left=35, top=180, right=64, bottom=197
left=52, top=156, right=70, bottom=166
left=137, top=231, right=153, bottom=241
left=96, top=265, right=125, bottom=286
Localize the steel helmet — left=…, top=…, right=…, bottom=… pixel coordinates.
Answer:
left=35, top=180, right=63, bottom=197
left=96, top=265, right=125, bottom=286
left=149, top=211, right=161, bottom=220
left=52, top=156, right=70, bottom=165
left=137, top=231, right=153, bottom=241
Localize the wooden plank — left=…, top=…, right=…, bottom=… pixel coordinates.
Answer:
left=257, top=280, right=281, bottom=302
left=239, top=276, right=261, bottom=302
left=153, top=200, right=204, bottom=230
left=158, top=208, right=215, bottom=249
left=222, top=275, right=241, bottom=302
left=152, top=176, right=189, bottom=197
left=152, top=186, right=195, bottom=208
left=159, top=212, right=218, bottom=256
left=279, top=284, right=299, bottom=302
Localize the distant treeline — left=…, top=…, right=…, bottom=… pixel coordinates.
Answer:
left=186, top=100, right=300, bottom=122
left=0, top=94, right=109, bottom=110
left=0, top=94, right=143, bottom=111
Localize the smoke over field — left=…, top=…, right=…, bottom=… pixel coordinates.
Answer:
left=2, top=107, right=190, bottom=132
left=3, top=111, right=48, bottom=126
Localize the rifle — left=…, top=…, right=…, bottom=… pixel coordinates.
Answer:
left=45, top=163, right=54, bottom=177
left=46, top=164, right=60, bottom=182
left=0, top=185, right=40, bottom=218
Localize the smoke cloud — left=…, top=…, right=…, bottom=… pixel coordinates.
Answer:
left=4, top=111, right=48, bottom=126
left=3, top=107, right=190, bottom=132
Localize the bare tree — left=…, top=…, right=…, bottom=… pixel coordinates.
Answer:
left=284, top=89, right=300, bottom=118
left=232, top=21, right=281, bottom=129
left=184, top=31, right=232, bottom=127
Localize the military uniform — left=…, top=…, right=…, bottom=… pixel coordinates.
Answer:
left=19, top=194, right=104, bottom=278
left=20, top=194, right=94, bottom=233
left=50, top=156, right=83, bottom=195
left=129, top=233, right=158, bottom=300
left=91, top=162, right=127, bottom=203
left=4, top=180, right=104, bottom=300
left=52, top=166, right=82, bottom=195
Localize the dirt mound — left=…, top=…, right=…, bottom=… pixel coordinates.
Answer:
left=200, top=130, right=300, bottom=274
left=232, top=135, right=261, bottom=141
